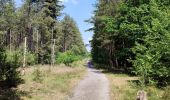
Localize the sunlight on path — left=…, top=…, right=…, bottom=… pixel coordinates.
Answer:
left=70, top=67, right=110, bottom=100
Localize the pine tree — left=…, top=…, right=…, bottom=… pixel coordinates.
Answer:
left=131, top=0, right=170, bottom=86
left=61, top=15, right=87, bottom=55
left=91, top=0, right=120, bottom=69
left=91, top=0, right=170, bottom=86
left=0, top=0, right=16, bottom=49
left=15, top=0, right=63, bottom=64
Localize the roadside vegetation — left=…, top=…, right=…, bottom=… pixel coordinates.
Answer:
left=105, top=72, right=169, bottom=100
left=0, top=0, right=88, bottom=99
left=0, top=59, right=87, bottom=100
left=89, top=0, right=170, bottom=99
left=1, top=0, right=170, bottom=99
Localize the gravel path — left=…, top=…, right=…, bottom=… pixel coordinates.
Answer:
left=70, top=67, right=110, bottom=100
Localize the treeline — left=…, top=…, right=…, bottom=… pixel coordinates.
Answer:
left=0, top=0, right=87, bottom=64
left=0, top=0, right=86, bottom=87
left=90, top=0, right=170, bottom=86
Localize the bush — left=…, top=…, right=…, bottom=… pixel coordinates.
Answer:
left=26, top=52, right=37, bottom=65
left=32, top=68, right=43, bottom=83
left=0, top=49, right=23, bottom=88
left=56, top=51, right=82, bottom=66
left=0, top=49, right=6, bottom=82
left=38, top=48, right=51, bottom=64
left=5, top=50, right=22, bottom=65
left=6, top=50, right=37, bottom=66
left=132, top=44, right=170, bottom=86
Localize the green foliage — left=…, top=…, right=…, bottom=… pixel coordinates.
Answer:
left=56, top=51, right=83, bottom=66
left=60, top=15, right=87, bottom=54
left=91, top=0, right=170, bottom=87
left=0, top=48, right=23, bottom=88
left=91, top=0, right=120, bottom=69
left=0, top=0, right=86, bottom=68
left=0, top=49, right=7, bottom=82
left=32, top=68, right=43, bottom=83
left=26, top=52, right=37, bottom=65
left=6, top=50, right=37, bottom=66
left=130, top=0, right=170, bottom=86
left=5, top=50, right=22, bottom=65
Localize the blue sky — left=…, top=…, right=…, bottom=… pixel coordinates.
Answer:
left=15, top=0, right=95, bottom=51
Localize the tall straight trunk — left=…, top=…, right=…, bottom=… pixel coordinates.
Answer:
left=115, top=57, right=119, bottom=67
left=51, top=39, right=56, bottom=67
left=5, top=29, right=11, bottom=50
left=9, top=29, right=11, bottom=52
left=122, top=39, right=127, bottom=68
left=23, top=37, right=27, bottom=67
left=63, top=33, right=66, bottom=52
left=26, top=1, right=32, bottom=52
left=36, top=29, right=39, bottom=52
left=6, top=30, right=9, bottom=46
left=28, top=27, right=33, bottom=52
left=36, top=29, right=39, bottom=64
left=108, top=45, right=114, bottom=69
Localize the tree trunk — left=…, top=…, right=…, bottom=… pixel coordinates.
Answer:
left=28, top=26, right=33, bottom=52
left=137, top=90, right=147, bottom=100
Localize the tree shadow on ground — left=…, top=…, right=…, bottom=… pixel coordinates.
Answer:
left=0, top=87, right=31, bottom=100
left=0, top=81, right=31, bottom=100
left=101, top=68, right=128, bottom=75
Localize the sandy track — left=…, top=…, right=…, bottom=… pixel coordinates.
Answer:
left=70, top=67, right=110, bottom=100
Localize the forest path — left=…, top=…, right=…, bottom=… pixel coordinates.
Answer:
left=70, top=65, right=110, bottom=100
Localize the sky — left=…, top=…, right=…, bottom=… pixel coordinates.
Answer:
left=15, top=0, right=96, bottom=51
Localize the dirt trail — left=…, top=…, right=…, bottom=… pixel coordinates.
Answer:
left=70, top=67, right=110, bottom=100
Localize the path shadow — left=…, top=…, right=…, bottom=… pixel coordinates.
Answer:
left=91, top=70, right=102, bottom=74
left=87, top=60, right=94, bottom=68
left=86, top=61, right=135, bottom=76
left=86, top=61, right=107, bottom=74
left=89, top=63, right=134, bottom=76
left=102, top=68, right=127, bottom=74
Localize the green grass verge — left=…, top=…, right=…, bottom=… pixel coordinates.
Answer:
left=105, top=72, right=169, bottom=100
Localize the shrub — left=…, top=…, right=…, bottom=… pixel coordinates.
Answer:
left=32, top=68, right=43, bottom=83
left=26, top=52, right=37, bottom=65
left=56, top=51, right=82, bottom=66
left=5, top=50, right=22, bottom=65
left=132, top=43, right=170, bottom=86
left=38, top=49, right=51, bottom=64
left=6, top=50, right=37, bottom=66
left=0, top=48, right=23, bottom=88
left=0, top=49, right=6, bottom=82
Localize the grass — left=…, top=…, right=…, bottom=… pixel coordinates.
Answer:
left=1, top=59, right=87, bottom=100
left=105, top=71, right=168, bottom=100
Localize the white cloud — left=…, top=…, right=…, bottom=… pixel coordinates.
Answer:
left=88, top=37, right=92, bottom=41
left=59, top=0, right=79, bottom=5
left=59, top=0, right=69, bottom=3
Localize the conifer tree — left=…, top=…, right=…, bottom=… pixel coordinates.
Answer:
left=61, top=15, right=87, bottom=55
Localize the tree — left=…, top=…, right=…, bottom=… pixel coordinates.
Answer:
left=14, top=0, right=63, bottom=64
left=0, top=48, right=22, bottom=88
left=61, top=15, right=87, bottom=55
left=90, top=0, right=120, bottom=69
left=131, top=0, right=170, bottom=86
left=90, top=0, right=170, bottom=86
left=0, top=0, right=16, bottom=50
